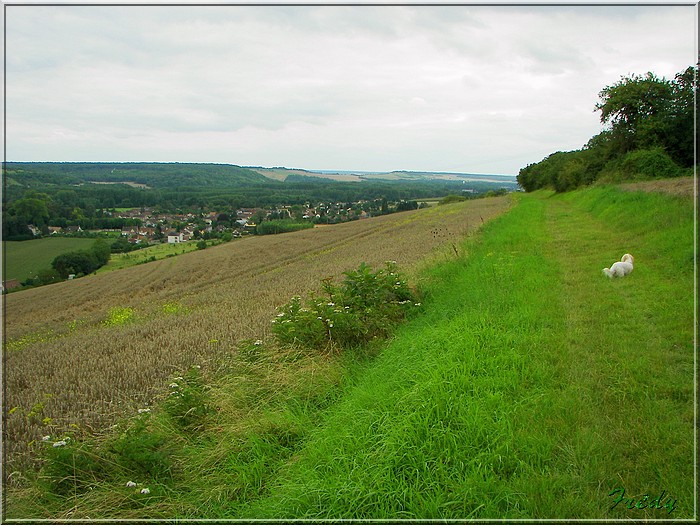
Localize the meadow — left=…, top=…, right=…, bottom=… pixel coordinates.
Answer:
left=2, top=181, right=694, bottom=520
left=2, top=237, right=97, bottom=282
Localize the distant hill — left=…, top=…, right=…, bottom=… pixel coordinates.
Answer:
left=250, top=166, right=517, bottom=185
left=4, top=162, right=271, bottom=188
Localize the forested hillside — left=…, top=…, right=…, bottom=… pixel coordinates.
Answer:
left=517, top=66, right=696, bottom=192
left=2, top=162, right=515, bottom=240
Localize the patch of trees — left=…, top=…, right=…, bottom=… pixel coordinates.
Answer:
left=255, top=220, right=315, bottom=235
left=518, top=66, right=696, bottom=192
left=51, top=240, right=111, bottom=278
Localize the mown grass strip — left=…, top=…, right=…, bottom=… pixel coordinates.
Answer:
left=238, top=186, right=694, bottom=520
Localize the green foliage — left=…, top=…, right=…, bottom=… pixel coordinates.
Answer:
left=272, top=262, right=420, bottom=350
left=615, top=147, right=684, bottom=181
left=518, top=65, right=696, bottom=193
left=50, top=239, right=112, bottom=278
left=196, top=240, right=207, bottom=250
left=255, top=220, right=314, bottom=235
left=106, top=416, right=173, bottom=480
left=162, top=366, right=213, bottom=431
left=439, top=194, right=467, bottom=205
left=39, top=435, right=107, bottom=495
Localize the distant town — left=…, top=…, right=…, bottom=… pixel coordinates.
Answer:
left=28, top=197, right=441, bottom=246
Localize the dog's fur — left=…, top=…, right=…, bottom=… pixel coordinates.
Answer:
left=603, top=253, right=634, bottom=278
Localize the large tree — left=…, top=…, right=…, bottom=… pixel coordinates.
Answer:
left=594, top=67, right=696, bottom=166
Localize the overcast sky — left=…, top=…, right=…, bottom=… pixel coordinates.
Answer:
left=4, top=2, right=697, bottom=175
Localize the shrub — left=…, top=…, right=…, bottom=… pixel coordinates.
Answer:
left=105, top=416, right=173, bottom=480
left=162, top=366, right=213, bottom=432
left=272, top=262, right=421, bottom=351
left=39, top=434, right=107, bottom=495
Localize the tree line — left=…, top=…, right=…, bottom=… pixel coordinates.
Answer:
left=517, top=66, right=696, bottom=192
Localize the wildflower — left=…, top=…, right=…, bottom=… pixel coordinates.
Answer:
left=41, top=435, right=51, bottom=442
left=173, top=376, right=183, bottom=381
left=276, top=313, right=285, bottom=317
left=126, top=481, right=137, bottom=488
left=327, top=302, right=335, bottom=306
left=414, top=303, right=421, bottom=307
left=140, top=488, right=150, bottom=494
left=53, top=440, right=67, bottom=447
left=169, top=383, right=179, bottom=389
left=193, top=365, right=201, bottom=369
left=254, top=340, right=263, bottom=345
left=137, top=408, right=151, bottom=414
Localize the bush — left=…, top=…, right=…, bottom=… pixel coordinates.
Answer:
left=162, top=366, right=213, bottom=431
left=105, top=416, right=173, bottom=480
left=39, top=435, right=107, bottom=495
left=272, top=262, right=421, bottom=351
left=619, top=147, right=684, bottom=180
left=256, top=220, right=314, bottom=235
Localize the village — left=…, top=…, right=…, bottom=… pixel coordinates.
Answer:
left=36, top=198, right=422, bottom=246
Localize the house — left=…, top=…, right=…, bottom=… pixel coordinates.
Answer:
left=27, top=224, right=41, bottom=236
left=48, top=226, right=63, bottom=235
left=2, top=279, right=21, bottom=292
left=167, top=231, right=184, bottom=243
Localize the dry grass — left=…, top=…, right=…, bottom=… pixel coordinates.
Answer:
left=617, top=175, right=695, bottom=198
left=2, top=197, right=510, bottom=472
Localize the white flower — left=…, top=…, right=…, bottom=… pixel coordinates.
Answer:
left=140, top=488, right=150, bottom=494
left=276, top=313, right=285, bottom=317
left=169, top=383, right=179, bottom=389
left=254, top=340, right=263, bottom=345
left=126, top=481, right=137, bottom=488
left=327, top=302, right=335, bottom=306
left=137, top=408, right=151, bottom=414
left=53, top=440, right=67, bottom=447
left=414, top=303, right=421, bottom=307
left=41, top=435, right=51, bottom=442
left=173, top=376, right=183, bottom=381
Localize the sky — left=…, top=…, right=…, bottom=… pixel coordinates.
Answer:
left=3, top=2, right=697, bottom=176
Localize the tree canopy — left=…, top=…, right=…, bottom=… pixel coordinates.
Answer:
left=518, top=65, right=696, bottom=192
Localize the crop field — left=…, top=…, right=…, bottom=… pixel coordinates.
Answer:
left=3, top=237, right=97, bottom=282
left=2, top=196, right=510, bottom=472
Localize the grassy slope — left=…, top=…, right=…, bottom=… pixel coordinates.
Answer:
left=5, top=185, right=694, bottom=520
left=238, top=186, right=695, bottom=519
left=3, top=237, right=97, bottom=282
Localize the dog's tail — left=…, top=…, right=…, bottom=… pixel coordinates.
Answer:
left=602, top=267, right=614, bottom=278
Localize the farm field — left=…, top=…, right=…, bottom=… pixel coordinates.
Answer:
left=2, top=195, right=511, bottom=473
left=2, top=237, right=97, bottom=282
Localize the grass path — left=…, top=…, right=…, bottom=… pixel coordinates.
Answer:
left=238, top=187, right=695, bottom=520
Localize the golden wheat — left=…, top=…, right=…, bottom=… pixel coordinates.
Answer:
left=3, top=197, right=510, bottom=471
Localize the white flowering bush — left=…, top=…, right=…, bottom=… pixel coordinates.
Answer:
left=162, top=366, right=213, bottom=431
left=272, top=262, right=420, bottom=350
left=40, top=433, right=106, bottom=495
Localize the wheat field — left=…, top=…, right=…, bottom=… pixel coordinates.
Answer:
left=2, top=197, right=510, bottom=471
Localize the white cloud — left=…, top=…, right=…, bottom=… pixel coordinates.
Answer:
left=4, top=3, right=696, bottom=175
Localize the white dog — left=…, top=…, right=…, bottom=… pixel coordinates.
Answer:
left=603, top=253, right=634, bottom=278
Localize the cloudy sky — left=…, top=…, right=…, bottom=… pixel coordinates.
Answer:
left=4, top=2, right=697, bottom=175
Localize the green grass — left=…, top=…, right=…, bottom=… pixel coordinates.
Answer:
left=2, top=237, right=97, bottom=282
left=5, top=184, right=694, bottom=520
left=95, top=240, right=203, bottom=273
left=237, top=186, right=694, bottom=519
